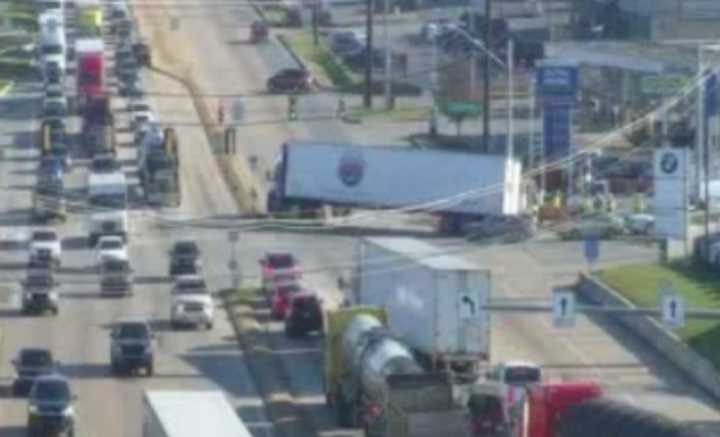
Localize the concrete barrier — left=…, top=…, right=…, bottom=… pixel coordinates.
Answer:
left=577, top=273, right=720, bottom=401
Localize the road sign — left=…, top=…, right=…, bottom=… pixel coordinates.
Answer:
left=229, top=230, right=239, bottom=242
left=537, top=63, right=579, bottom=106
left=439, top=101, right=482, bottom=119
left=552, top=288, right=576, bottom=328
left=459, top=289, right=478, bottom=319
left=661, top=292, right=686, bottom=328
left=584, top=237, right=599, bottom=266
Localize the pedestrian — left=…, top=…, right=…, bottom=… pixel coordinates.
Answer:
left=217, top=102, right=225, bottom=126
left=336, top=96, right=346, bottom=120
left=288, top=94, right=298, bottom=121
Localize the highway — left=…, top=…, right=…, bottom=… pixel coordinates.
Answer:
left=0, top=1, right=718, bottom=436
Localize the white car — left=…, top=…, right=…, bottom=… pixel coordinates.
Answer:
left=29, top=230, right=62, bottom=267
left=170, top=275, right=214, bottom=329
left=96, top=236, right=128, bottom=264
left=130, top=108, right=155, bottom=131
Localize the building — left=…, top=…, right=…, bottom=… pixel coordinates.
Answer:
left=617, top=0, right=720, bottom=39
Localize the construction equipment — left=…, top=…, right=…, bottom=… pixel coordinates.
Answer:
left=138, top=127, right=181, bottom=206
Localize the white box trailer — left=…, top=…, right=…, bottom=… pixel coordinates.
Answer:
left=271, top=143, right=525, bottom=233
left=352, top=237, right=491, bottom=376
left=142, top=391, right=252, bottom=437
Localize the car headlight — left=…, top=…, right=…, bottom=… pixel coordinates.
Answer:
left=29, top=404, right=39, bottom=414
left=62, top=405, right=74, bottom=416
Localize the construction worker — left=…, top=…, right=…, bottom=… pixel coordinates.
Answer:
left=288, top=94, right=298, bottom=120
left=218, top=102, right=225, bottom=126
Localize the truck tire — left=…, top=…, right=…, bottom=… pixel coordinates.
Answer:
left=335, top=393, right=353, bottom=427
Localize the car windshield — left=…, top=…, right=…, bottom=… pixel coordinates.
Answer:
left=268, top=254, right=294, bottom=268
left=100, top=240, right=123, bottom=250
left=175, top=280, right=207, bottom=294
left=174, top=242, right=198, bottom=256
left=33, top=380, right=70, bottom=402
left=41, top=45, right=62, bottom=55
left=33, top=232, right=57, bottom=242
left=504, top=366, right=541, bottom=385
left=90, top=194, right=127, bottom=209
left=117, top=323, right=150, bottom=339
left=20, top=350, right=52, bottom=367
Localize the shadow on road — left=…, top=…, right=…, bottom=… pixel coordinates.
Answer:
left=57, top=362, right=110, bottom=379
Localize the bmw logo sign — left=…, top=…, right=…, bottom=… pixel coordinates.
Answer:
left=338, top=150, right=365, bottom=187
left=660, top=152, right=679, bottom=174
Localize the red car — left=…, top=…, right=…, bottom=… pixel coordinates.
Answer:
left=259, top=253, right=301, bottom=291
left=270, top=285, right=301, bottom=320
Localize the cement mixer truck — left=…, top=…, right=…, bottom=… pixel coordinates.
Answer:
left=323, top=307, right=468, bottom=437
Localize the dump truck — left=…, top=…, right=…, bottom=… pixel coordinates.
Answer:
left=463, top=379, right=704, bottom=437
left=138, top=126, right=181, bottom=206
left=323, top=307, right=468, bottom=437
left=353, top=237, right=490, bottom=378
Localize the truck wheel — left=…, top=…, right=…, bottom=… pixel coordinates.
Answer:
left=335, top=394, right=353, bottom=427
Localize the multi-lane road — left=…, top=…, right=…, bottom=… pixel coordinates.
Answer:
left=0, top=0, right=719, bottom=436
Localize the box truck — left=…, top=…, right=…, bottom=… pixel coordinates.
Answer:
left=352, top=237, right=491, bottom=378
left=268, top=142, right=526, bottom=234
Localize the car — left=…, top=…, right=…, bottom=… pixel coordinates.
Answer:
left=37, top=157, right=64, bottom=181
left=130, top=109, right=155, bottom=131
left=557, top=214, right=627, bottom=240
left=90, top=154, right=121, bottom=173
left=328, top=31, right=365, bottom=56
left=100, top=258, right=134, bottom=296
left=110, top=318, right=155, bottom=376
left=270, top=284, right=301, bottom=320
left=42, top=96, right=68, bottom=119
left=96, top=235, right=128, bottom=264
left=342, top=46, right=387, bottom=71
left=47, top=144, right=71, bottom=170
left=128, top=100, right=151, bottom=115
left=170, top=275, right=214, bottom=329
left=133, top=121, right=160, bottom=146
left=267, top=68, right=314, bottom=93
left=284, top=292, right=323, bottom=338
left=118, top=77, right=143, bottom=98
left=29, top=230, right=62, bottom=267
left=27, top=374, right=76, bottom=437
left=259, top=252, right=300, bottom=290
left=169, top=240, right=201, bottom=261
left=625, top=213, right=655, bottom=235
left=12, top=348, right=56, bottom=397
left=420, top=18, right=456, bottom=43
left=22, top=269, right=59, bottom=315
left=43, top=117, right=66, bottom=133
left=168, top=256, right=202, bottom=277
left=115, top=57, right=139, bottom=78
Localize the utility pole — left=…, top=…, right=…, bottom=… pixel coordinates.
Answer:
left=482, top=0, right=492, bottom=151
left=364, top=0, right=375, bottom=108
left=506, top=38, right=514, bottom=163
left=312, top=0, right=319, bottom=46
left=383, top=0, right=393, bottom=109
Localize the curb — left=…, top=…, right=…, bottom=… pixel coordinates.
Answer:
left=0, top=80, right=15, bottom=97
left=577, top=273, right=720, bottom=402
left=220, top=290, right=318, bottom=437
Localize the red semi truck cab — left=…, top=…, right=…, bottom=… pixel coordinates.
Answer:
left=75, top=38, right=105, bottom=110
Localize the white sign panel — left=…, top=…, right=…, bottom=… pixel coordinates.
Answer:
left=661, top=292, right=686, bottom=328
left=653, top=149, right=690, bottom=240
left=552, top=288, right=576, bottom=328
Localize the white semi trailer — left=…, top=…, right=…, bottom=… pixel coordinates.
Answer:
left=142, top=390, right=252, bottom=437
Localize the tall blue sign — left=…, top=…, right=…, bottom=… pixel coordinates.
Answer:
left=537, top=61, right=579, bottom=162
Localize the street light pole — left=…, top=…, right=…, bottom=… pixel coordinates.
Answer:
left=482, top=0, right=492, bottom=151
left=364, top=0, right=375, bottom=108
left=506, top=38, right=514, bottom=163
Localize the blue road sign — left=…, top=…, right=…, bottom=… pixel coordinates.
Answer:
left=585, top=238, right=599, bottom=265
left=537, top=64, right=580, bottom=107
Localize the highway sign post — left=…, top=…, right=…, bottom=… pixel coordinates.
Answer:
left=584, top=237, right=599, bottom=271
left=552, top=288, right=576, bottom=328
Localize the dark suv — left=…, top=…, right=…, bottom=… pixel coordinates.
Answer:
left=12, top=348, right=56, bottom=396
left=110, top=319, right=154, bottom=376
left=27, top=374, right=76, bottom=437
left=267, top=68, right=314, bottom=93
left=284, top=292, right=323, bottom=338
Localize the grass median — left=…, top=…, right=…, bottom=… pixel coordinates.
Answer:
left=597, top=262, right=720, bottom=368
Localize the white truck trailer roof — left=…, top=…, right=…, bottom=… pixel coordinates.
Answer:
left=143, top=391, right=252, bottom=437
left=364, top=237, right=482, bottom=271
left=75, top=38, right=104, bottom=53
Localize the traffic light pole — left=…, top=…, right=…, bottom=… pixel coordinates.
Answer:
left=482, top=0, right=492, bottom=151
